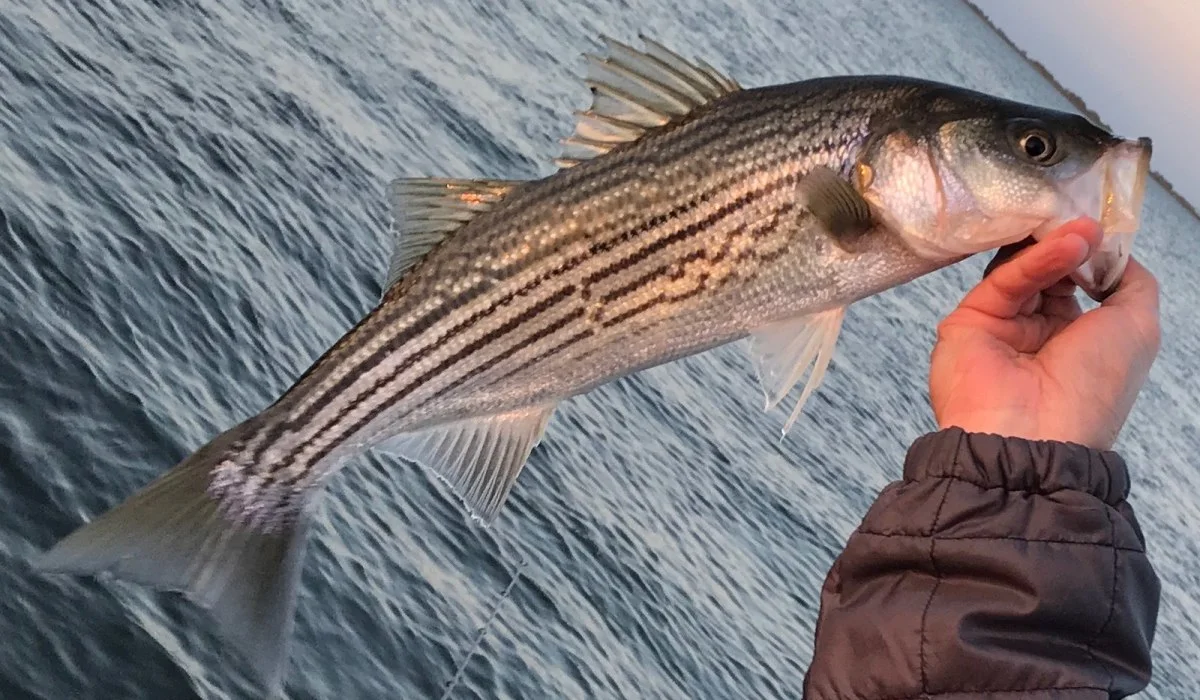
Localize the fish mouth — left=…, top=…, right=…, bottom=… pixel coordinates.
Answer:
left=1045, top=136, right=1152, bottom=301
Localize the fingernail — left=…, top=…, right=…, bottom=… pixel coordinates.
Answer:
left=1065, top=217, right=1103, bottom=246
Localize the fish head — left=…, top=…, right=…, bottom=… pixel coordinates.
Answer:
left=859, top=91, right=1152, bottom=300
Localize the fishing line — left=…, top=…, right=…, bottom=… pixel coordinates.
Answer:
left=439, top=553, right=530, bottom=700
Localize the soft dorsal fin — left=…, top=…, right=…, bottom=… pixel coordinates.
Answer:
left=384, top=177, right=523, bottom=294
left=556, top=34, right=742, bottom=168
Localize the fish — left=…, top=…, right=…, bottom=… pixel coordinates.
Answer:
left=32, top=35, right=1152, bottom=693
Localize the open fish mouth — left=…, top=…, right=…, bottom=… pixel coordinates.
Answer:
left=1052, top=136, right=1152, bottom=301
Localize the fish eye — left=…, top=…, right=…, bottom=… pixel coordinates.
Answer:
left=1017, top=128, right=1057, bottom=164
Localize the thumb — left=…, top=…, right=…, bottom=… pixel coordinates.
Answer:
left=982, top=237, right=1036, bottom=279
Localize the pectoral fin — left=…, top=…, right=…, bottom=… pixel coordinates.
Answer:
left=747, top=306, right=847, bottom=437
left=798, top=165, right=874, bottom=246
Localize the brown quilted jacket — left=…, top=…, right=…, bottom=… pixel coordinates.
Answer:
left=803, top=428, right=1160, bottom=699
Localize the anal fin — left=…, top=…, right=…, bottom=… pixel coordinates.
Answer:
left=381, top=404, right=556, bottom=524
left=747, top=307, right=847, bottom=437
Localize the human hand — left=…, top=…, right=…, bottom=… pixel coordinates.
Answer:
left=929, top=218, right=1161, bottom=450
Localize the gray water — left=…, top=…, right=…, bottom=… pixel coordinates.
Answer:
left=1, top=0, right=1197, bottom=698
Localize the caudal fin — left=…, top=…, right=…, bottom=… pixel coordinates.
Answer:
left=33, top=454, right=313, bottom=694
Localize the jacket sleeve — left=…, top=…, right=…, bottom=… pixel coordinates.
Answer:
left=802, top=428, right=1160, bottom=700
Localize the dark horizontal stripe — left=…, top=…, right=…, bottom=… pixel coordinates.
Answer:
left=583, top=171, right=799, bottom=291
left=280, top=285, right=581, bottom=477
left=601, top=273, right=711, bottom=329
left=435, top=306, right=588, bottom=399
left=595, top=204, right=795, bottom=329
left=282, top=169, right=801, bottom=471
left=596, top=249, right=704, bottom=306
left=295, top=302, right=589, bottom=475
left=384, top=199, right=801, bottom=424
left=405, top=201, right=798, bottom=418
left=565, top=221, right=798, bottom=371
left=256, top=296, right=454, bottom=455
left=265, top=253, right=588, bottom=457
left=470, top=326, right=598, bottom=397
left=598, top=200, right=795, bottom=311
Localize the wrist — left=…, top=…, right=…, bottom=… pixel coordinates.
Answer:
left=936, top=406, right=1047, bottom=445
left=936, top=411, right=1112, bottom=451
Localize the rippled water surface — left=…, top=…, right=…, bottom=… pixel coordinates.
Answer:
left=1, top=0, right=1198, bottom=698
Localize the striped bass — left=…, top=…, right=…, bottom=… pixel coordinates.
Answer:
left=34, top=35, right=1152, bottom=692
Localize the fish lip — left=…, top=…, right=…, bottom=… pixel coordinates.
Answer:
left=1063, top=136, right=1152, bottom=298
left=1099, top=136, right=1151, bottom=234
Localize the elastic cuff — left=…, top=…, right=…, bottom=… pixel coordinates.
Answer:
left=904, top=427, right=1130, bottom=506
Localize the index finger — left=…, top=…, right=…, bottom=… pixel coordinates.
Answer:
left=958, top=219, right=1101, bottom=319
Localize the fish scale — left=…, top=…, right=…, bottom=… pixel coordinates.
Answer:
left=34, top=34, right=1153, bottom=695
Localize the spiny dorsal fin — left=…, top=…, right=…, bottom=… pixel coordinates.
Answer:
left=556, top=34, right=742, bottom=169
left=384, top=177, right=523, bottom=293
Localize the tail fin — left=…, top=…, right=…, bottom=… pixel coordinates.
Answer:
left=32, top=453, right=314, bottom=695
